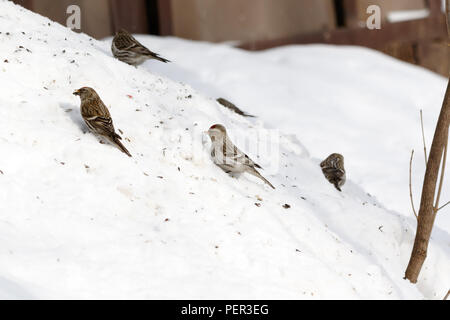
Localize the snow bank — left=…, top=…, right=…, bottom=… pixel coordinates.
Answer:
left=0, top=1, right=448, bottom=299
left=139, top=35, right=450, bottom=232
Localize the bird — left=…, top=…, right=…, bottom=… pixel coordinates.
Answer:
left=111, top=29, right=170, bottom=66
left=206, top=124, right=275, bottom=189
left=320, top=153, right=346, bottom=191
left=216, top=98, right=255, bottom=117
left=73, top=87, right=132, bottom=157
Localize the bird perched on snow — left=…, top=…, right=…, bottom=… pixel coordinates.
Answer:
left=73, top=87, right=132, bottom=157
left=216, top=98, right=255, bottom=118
left=320, top=153, right=346, bottom=191
left=111, top=29, right=170, bottom=66
left=207, top=124, right=275, bottom=189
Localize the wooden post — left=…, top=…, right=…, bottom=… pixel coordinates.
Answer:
left=109, top=0, right=149, bottom=34
left=342, top=0, right=359, bottom=27
left=447, top=0, right=450, bottom=34
left=428, top=0, right=443, bottom=16
left=157, top=0, right=172, bottom=36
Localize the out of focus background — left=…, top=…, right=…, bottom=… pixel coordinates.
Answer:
left=12, top=0, right=449, bottom=76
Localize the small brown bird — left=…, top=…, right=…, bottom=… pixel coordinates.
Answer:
left=216, top=98, right=255, bottom=118
left=111, top=29, right=170, bottom=66
left=207, top=124, right=275, bottom=189
left=73, top=87, right=132, bottom=157
left=320, top=153, right=346, bottom=191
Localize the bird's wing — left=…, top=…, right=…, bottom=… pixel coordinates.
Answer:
left=131, top=44, right=169, bottom=62
left=242, top=153, right=262, bottom=168
left=232, top=149, right=261, bottom=168
left=222, top=137, right=261, bottom=168
left=86, top=115, right=115, bottom=136
left=113, top=33, right=136, bottom=51
left=217, top=98, right=255, bottom=117
left=217, top=98, right=244, bottom=115
left=116, top=33, right=156, bottom=56
left=335, top=157, right=345, bottom=171
left=322, top=167, right=345, bottom=178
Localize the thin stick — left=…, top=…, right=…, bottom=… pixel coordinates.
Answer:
left=420, top=110, right=428, bottom=165
left=434, top=135, right=448, bottom=213
left=409, top=149, right=418, bottom=220
left=444, top=289, right=450, bottom=300
left=438, top=201, right=450, bottom=211
left=404, top=0, right=450, bottom=284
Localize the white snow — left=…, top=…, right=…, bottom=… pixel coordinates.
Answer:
left=0, top=0, right=448, bottom=299
left=387, top=9, right=430, bottom=23
left=140, top=35, right=450, bottom=233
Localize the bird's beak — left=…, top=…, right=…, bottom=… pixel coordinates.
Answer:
left=73, top=89, right=80, bottom=96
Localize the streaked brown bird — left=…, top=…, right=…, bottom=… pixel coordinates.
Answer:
left=73, top=87, right=132, bottom=157
left=216, top=98, right=255, bottom=118
left=207, top=124, right=275, bottom=189
left=320, top=153, right=346, bottom=191
left=111, top=29, right=170, bottom=66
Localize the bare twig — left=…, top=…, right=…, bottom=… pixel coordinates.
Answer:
left=404, top=0, right=450, bottom=284
left=434, top=135, right=448, bottom=213
left=409, top=150, right=418, bottom=220
left=404, top=80, right=450, bottom=282
left=444, top=289, right=450, bottom=300
left=438, top=201, right=450, bottom=211
left=420, top=110, right=428, bottom=165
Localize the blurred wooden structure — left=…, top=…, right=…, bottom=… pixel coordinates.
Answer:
left=12, top=0, right=449, bottom=76
left=238, top=0, right=449, bottom=76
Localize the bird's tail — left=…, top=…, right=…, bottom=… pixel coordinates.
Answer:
left=333, top=182, right=342, bottom=192
left=248, top=167, right=275, bottom=189
left=112, top=135, right=132, bottom=157
left=151, top=53, right=170, bottom=63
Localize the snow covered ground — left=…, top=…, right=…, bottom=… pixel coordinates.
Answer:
left=0, top=1, right=448, bottom=299
left=138, top=35, right=450, bottom=233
